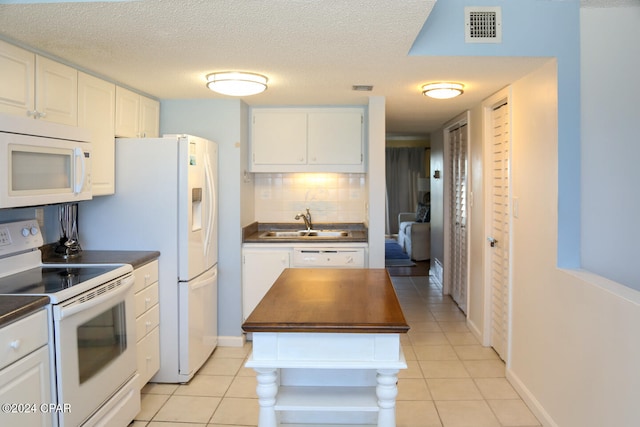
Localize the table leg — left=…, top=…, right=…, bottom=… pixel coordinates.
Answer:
left=254, top=367, right=278, bottom=427
left=376, top=368, right=399, bottom=427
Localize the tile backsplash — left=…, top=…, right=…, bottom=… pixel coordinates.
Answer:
left=254, top=173, right=367, bottom=223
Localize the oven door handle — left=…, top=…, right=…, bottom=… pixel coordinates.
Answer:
left=55, top=275, right=134, bottom=321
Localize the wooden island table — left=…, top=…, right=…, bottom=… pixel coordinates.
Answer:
left=242, top=268, right=410, bottom=427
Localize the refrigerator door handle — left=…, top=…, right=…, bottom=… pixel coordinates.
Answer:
left=203, top=149, right=215, bottom=261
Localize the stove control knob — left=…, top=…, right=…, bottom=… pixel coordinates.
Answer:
left=30, top=226, right=39, bottom=236
left=21, top=228, right=30, bottom=237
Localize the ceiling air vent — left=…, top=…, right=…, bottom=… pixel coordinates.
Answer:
left=352, top=85, right=373, bottom=92
left=465, top=6, right=502, bottom=43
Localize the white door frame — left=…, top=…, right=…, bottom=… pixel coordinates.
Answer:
left=481, top=87, right=513, bottom=363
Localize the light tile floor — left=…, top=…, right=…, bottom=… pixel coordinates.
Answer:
left=131, top=275, right=541, bottom=427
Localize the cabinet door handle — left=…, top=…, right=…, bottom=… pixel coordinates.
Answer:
left=9, top=339, right=20, bottom=350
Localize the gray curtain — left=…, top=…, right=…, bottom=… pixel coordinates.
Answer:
left=385, top=147, right=426, bottom=235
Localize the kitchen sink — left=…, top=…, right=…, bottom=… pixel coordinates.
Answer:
left=260, top=230, right=351, bottom=238
left=306, top=230, right=349, bottom=237
left=261, top=231, right=307, bottom=237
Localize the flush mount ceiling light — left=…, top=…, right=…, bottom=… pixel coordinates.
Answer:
left=422, top=82, right=464, bottom=99
left=206, top=71, right=268, bottom=96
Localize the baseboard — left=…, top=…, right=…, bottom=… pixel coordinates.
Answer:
left=506, top=367, right=557, bottom=427
left=466, top=318, right=484, bottom=345
left=217, top=335, right=246, bottom=347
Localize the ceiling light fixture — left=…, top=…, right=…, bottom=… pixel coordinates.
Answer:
left=422, top=82, right=464, bottom=99
left=206, top=71, right=268, bottom=96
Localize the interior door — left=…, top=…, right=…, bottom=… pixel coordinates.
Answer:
left=488, top=102, right=511, bottom=361
left=448, top=124, right=469, bottom=313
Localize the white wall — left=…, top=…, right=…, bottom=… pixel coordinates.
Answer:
left=506, top=57, right=640, bottom=427
left=368, top=96, right=386, bottom=268
left=580, top=7, right=640, bottom=289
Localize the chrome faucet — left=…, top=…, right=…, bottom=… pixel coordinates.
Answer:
left=295, top=208, right=313, bottom=231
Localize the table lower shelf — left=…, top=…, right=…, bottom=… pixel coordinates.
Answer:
left=275, top=386, right=378, bottom=412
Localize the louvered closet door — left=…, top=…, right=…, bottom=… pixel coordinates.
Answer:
left=449, top=124, right=468, bottom=313
left=489, top=103, right=510, bottom=360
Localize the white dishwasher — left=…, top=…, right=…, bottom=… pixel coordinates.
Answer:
left=292, top=247, right=365, bottom=268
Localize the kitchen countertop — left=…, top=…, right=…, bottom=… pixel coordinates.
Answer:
left=0, top=295, right=49, bottom=328
left=242, top=268, right=409, bottom=334
left=242, top=221, right=368, bottom=243
left=42, top=246, right=160, bottom=269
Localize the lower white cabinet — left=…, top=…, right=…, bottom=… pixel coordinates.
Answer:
left=242, top=248, right=291, bottom=321
left=241, top=244, right=367, bottom=321
left=133, top=260, right=160, bottom=389
left=0, top=309, right=53, bottom=427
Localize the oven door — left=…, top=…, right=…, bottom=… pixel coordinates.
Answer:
left=52, top=274, right=137, bottom=427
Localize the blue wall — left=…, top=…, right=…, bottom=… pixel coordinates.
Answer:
left=411, top=0, right=581, bottom=267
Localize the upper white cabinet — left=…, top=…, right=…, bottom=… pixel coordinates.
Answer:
left=250, top=107, right=365, bottom=172
left=0, top=40, right=34, bottom=117
left=252, top=110, right=307, bottom=166
left=35, top=56, right=78, bottom=126
left=115, top=86, right=159, bottom=138
left=0, top=40, right=78, bottom=126
left=78, top=72, right=116, bottom=196
left=139, top=95, right=160, bottom=138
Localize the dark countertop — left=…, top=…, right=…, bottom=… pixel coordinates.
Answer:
left=0, top=296, right=49, bottom=328
left=42, top=246, right=160, bottom=269
left=243, top=222, right=368, bottom=244
left=242, top=268, right=409, bottom=334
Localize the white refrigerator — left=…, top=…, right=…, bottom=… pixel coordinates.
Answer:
left=80, top=134, right=218, bottom=383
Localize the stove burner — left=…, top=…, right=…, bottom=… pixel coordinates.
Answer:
left=55, top=268, right=83, bottom=289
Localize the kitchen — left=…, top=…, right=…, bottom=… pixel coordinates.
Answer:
left=0, top=34, right=383, bottom=426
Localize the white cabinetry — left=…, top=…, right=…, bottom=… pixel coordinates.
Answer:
left=242, top=243, right=368, bottom=321
left=0, top=40, right=34, bottom=118
left=251, top=110, right=307, bottom=166
left=115, top=86, right=159, bottom=138
left=78, top=72, right=116, bottom=195
left=133, top=260, right=160, bottom=389
left=0, top=40, right=77, bottom=126
left=242, top=248, right=290, bottom=321
left=0, top=309, right=53, bottom=427
left=250, top=107, right=364, bottom=172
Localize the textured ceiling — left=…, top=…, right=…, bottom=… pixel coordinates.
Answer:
left=0, top=0, right=630, bottom=135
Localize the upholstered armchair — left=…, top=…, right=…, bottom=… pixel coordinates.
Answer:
left=397, top=205, right=430, bottom=261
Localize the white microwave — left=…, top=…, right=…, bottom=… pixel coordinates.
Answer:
left=0, top=113, right=92, bottom=208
